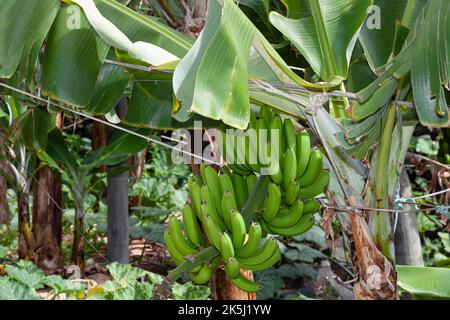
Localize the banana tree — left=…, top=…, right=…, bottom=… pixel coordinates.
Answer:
left=36, top=126, right=147, bottom=270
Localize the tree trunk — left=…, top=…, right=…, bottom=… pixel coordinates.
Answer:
left=31, top=112, right=64, bottom=271
left=71, top=205, right=85, bottom=273
left=394, top=170, right=424, bottom=266
left=18, top=189, right=33, bottom=260
left=211, top=269, right=256, bottom=300
left=0, top=172, right=9, bottom=225
left=107, top=97, right=129, bottom=263
left=32, top=164, right=63, bottom=271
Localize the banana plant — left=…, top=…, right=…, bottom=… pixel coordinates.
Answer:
left=37, top=127, right=147, bottom=270
left=0, top=97, right=56, bottom=260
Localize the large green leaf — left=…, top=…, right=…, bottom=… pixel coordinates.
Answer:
left=270, top=0, right=373, bottom=85
left=173, top=0, right=255, bottom=129
left=0, top=0, right=60, bottom=78
left=70, top=0, right=182, bottom=68
left=18, top=106, right=51, bottom=150
left=0, top=278, right=40, bottom=300
left=44, top=129, right=78, bottom=180
left=42, top=5, right=110, bottom=107
left=84, top=53, right=130, bottom=115
left=359, top=0, right=409, bottom=71
left=398, top=266, right=450, bottom=299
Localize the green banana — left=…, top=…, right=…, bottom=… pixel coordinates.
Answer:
left=190, top=263, right=213, bottom=285
left=296, top=131, right=311, bottom=178
left=245, top=174, right=257, bottom=196
left=256, top=118, right=268, bottom=166
left=298, top=171, right=330, bottom=199
left=269, top=115, right=284, bottom=160
left=224, top=257, right=241, bottom=279
left=303, top=199, right=321, bottom=214
left=268, top=213, right=315, bottom=236
left=282, top=148, right=297, bottom=189
left=182, top=204, right=203, bottom=248
left=229, top=210, right=246, bottom=250
left=270, top=161, right=283, bottom=185
left=268, top=200, right=304, bottom=228
left=259, top=218, right=271, bottom=236
left=231, top=275, right=260, bottom=293
left=204, top=166, right=222, bottom=216
left=193, top=175, right=203, bottom=186
left=262, top=183, right=281, bottom=222
left=164, top=231, right=202, bottom=272
left=188, top=178, right=203, bottom=219
left=219, top=172, right=235, bottom=197
left=249, top=110, right=257, bottom=130
left=299, top=150, right=323, bottom=187
left=221, top=191, right=237, bottom=229
left=239, top=245, right=281, bottom=271
left=246, top=121, right=260, bottom=172
left=168, top=217, right=196, bottom=256
left=164, top=231, right=184, bottom=265
left=285, top=179, right=300, bottom=206
left=203, top=214, right=223, bottom=249
left=219, top=232, right=235, bottom=261
left=283, top=118, right=296, bottom=150
left=200, top=163, right=207, bottom=183
left=232, top=173, right=249, bottom=209
left=236, top=222, right=262, bottom=258
left=260, top=106, right=274, bottom=129
left=200, top=185, right=225, bottom=229
left=237, top=238, right=277, bottom=266
left=229, top=164, right=251, bottom=176
left=235, top=131, right=251, bottom=172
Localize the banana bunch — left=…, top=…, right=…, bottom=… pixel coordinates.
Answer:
left=165, top=165, right=282, bottom=292
left=219, top=110, right=330, bottom=234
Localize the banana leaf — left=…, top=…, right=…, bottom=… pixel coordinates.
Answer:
left=0, top=0, right=60, bottom=78
left=270, top=0, right=373, bottom=85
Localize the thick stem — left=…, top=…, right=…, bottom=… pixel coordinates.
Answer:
left=372, top=105, right=397, bottom=261
left=71, top=204, right=85, bottom=273
left=32, top=162, right=63, bottom=271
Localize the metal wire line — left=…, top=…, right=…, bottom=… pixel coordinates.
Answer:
left=102, top=59, right=418, bottom=108
left=0, top=82, right=221, bottom=166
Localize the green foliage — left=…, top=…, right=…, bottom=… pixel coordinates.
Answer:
left=131, top=145, right=190, bottom=212
left=0, top=260, right=85, bottom=300
left=86, top=262, right=162, bottom=300
left=0, top=246, right=7, bottom=259
left=172, top=282, right=211, bottom=300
